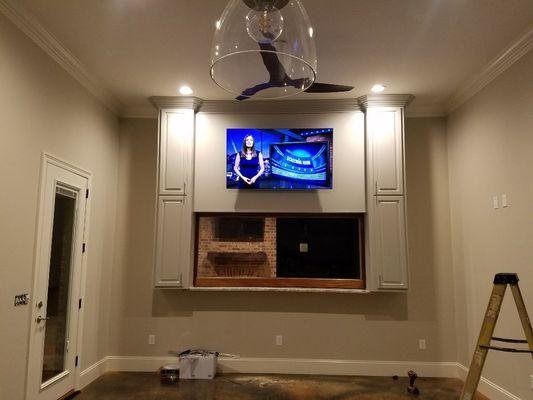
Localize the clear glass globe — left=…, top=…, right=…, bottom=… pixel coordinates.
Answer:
left=246, top=6, right=284, bottom=44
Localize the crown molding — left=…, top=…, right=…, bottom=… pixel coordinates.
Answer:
left=0, top=0, right=123, bottom=115
left=198, top=98, right=361, bottom=114
left=446, top=25, right=533, bottom=114
left=357, top=94, right=415, bottom=110
left=149, top=96, right=203, bottom=111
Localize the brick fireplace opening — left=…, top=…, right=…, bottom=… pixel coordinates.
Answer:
left=194, top=213, right=365, bottom=289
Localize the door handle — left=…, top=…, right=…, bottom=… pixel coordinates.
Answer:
left=36, top=315, right=50, bottom=323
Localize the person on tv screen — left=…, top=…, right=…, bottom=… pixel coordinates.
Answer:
left=233, top=134, right=264, bottom=188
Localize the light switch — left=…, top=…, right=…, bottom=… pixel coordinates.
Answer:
left=299, top=243, right=308, bottom=253
left=492, top=195, right=499, bottom=209
left=14, top=293, right=29, bottom=306
left=501, top=193, right=508, bottom=208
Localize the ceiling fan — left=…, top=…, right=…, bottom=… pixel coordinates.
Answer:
left=210, top=0, right=354, bottom=101
left=236, top=40, right=354, bottom=101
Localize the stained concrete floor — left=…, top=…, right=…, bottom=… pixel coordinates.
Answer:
left=75, top=372, right=489, bottom=400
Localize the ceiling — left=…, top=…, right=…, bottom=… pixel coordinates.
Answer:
left=8, top=0, right=533, bottom=116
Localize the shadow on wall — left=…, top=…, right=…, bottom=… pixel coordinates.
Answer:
left=152, top=289, right=408, bottom=321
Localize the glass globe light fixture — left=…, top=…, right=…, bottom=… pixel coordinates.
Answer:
left=210, top=0, right=317, bottom=99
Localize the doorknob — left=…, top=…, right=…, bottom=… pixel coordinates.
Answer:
left=36, top=315, right=50, bottom=323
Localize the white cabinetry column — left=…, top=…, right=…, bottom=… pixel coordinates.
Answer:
left=359, top=95, right=414, bottom=291
left=149, top=96, right=202, bottom=288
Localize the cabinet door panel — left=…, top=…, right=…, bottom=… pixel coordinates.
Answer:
left=373, top=196, right=408, bottom=289
left=159, top=110, right=193, bottom=195
left=154, top=196, right=191, bottom=287
left=369, top=109, right=404, bottom=195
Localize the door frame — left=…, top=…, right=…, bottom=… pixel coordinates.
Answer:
left=26, top=153, right=92, bottom=400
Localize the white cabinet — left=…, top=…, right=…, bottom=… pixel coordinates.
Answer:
left=158, top=110, right=194, bottom=196
left=154, top=196, right=193, bottom=287
left=150, top=97, right=201, bottom=289
left=367, top=108, right=404, bottom=195
left=360, top=95, right=412, bottom=291
left=371, top=196, right=408, bottom=289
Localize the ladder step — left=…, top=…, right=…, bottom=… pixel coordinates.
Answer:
left=479, top=345, right=533, bottom=353
left=492, top=336, right=528, bottom=344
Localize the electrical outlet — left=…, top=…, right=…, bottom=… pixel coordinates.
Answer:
left=148, top=334, right=156, bottom=345
left=418, top=339, right=426, bottom=350
left=275, top=335, right=283, bottom=346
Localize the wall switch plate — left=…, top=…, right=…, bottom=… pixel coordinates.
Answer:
left=418, top=339, right=426, bottom=350
left=299, top=243, right=308, bottom=253
left=529, top=375, right=533, bottom=390
left=275, top=335, right=283, bottom=346
left=501, top=193, right=508, bottom=208
left=492, top=195, right=499, bottom=209
left=14, top=293, right=29, bottom=306
left=148, top=334, right=156, bottom=345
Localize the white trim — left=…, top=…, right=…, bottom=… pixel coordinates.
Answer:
left=25, top=153, right=92, bottom=400
left=446, top=25, right=533, bottom=113
left=104, top=355, right=458, bottom=378
left=149, top=96, right=203, bottom=111
left=357, top=94, right=415, bottom=110
left=0, top=0, right=122, bottom=115
left=197, top=98, right=361, bottom=114
left=79, top=358, right=107, bottom=390
left=74, top=356, right=522, bottom=400
left=456, top=363, right=522, bottom=400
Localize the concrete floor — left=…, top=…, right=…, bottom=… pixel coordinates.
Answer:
left=75, top=372, right=489, bottom=400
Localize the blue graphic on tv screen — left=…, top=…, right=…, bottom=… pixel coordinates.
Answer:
left=226, top=128, right=333, bottom=190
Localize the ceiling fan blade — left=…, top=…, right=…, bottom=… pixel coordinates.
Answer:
left=304, top=82, right=354, bottom=93
left=236, top=82, right=275, bottom=100
left=258, top=42, right=289, bottom=83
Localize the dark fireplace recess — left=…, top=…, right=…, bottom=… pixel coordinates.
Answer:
left=276, top=217, right=361, bottom=279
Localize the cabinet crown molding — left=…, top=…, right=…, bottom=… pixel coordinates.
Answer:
left=197, top=98, right=362, bottom=114
left=357, top=94, right=415, bottom=110
left=149, top=96, right=203, bottom=111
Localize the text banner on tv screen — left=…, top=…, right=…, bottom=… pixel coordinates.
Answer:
left=226, top=128, right=333, bottom=190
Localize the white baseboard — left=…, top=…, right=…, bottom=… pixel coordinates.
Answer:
left=78, top=357, right=107, bottom=389
left=104, top=355, right=458, bottom=377
left=456, top=363, right=521, bottom=400
left=77, top=356, right=521, bottom=400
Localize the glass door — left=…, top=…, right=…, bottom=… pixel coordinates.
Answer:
left=41, top=186, right=77, bottom=383
left=27, top=158, right=89, bottom=400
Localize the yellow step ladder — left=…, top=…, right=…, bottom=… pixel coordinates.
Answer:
left=460, top=273, right=533, bottom=400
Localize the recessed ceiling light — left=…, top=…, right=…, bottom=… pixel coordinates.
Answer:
left=371, top=84, right=386, bottom=93
left=179, top=86, right=193, bottom=95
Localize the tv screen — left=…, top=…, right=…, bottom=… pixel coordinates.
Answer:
left=226, top=128, right=333, bottom=190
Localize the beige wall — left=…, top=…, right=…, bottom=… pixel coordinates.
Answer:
left=0, top=14, right=119, bottom=399
left=194, top=112, right=366, bottom=213
left=447, top=50, right=533, bottom=399
left=110, top=115, right=456, bottom=365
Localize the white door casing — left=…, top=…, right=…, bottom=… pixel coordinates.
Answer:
left=27, top=154, right=90, bottom=400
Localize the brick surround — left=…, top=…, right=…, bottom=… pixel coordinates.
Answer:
left=197, top=216, right=277, bottom=278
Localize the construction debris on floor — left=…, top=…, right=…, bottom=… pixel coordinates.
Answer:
left=75, top=371, right=487, bottom=400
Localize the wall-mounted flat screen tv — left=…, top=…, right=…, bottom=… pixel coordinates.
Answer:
left=226, top=128, right=333, bottom=190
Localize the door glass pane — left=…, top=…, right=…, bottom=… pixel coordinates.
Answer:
left=41, top=187, right=77, bottom=383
